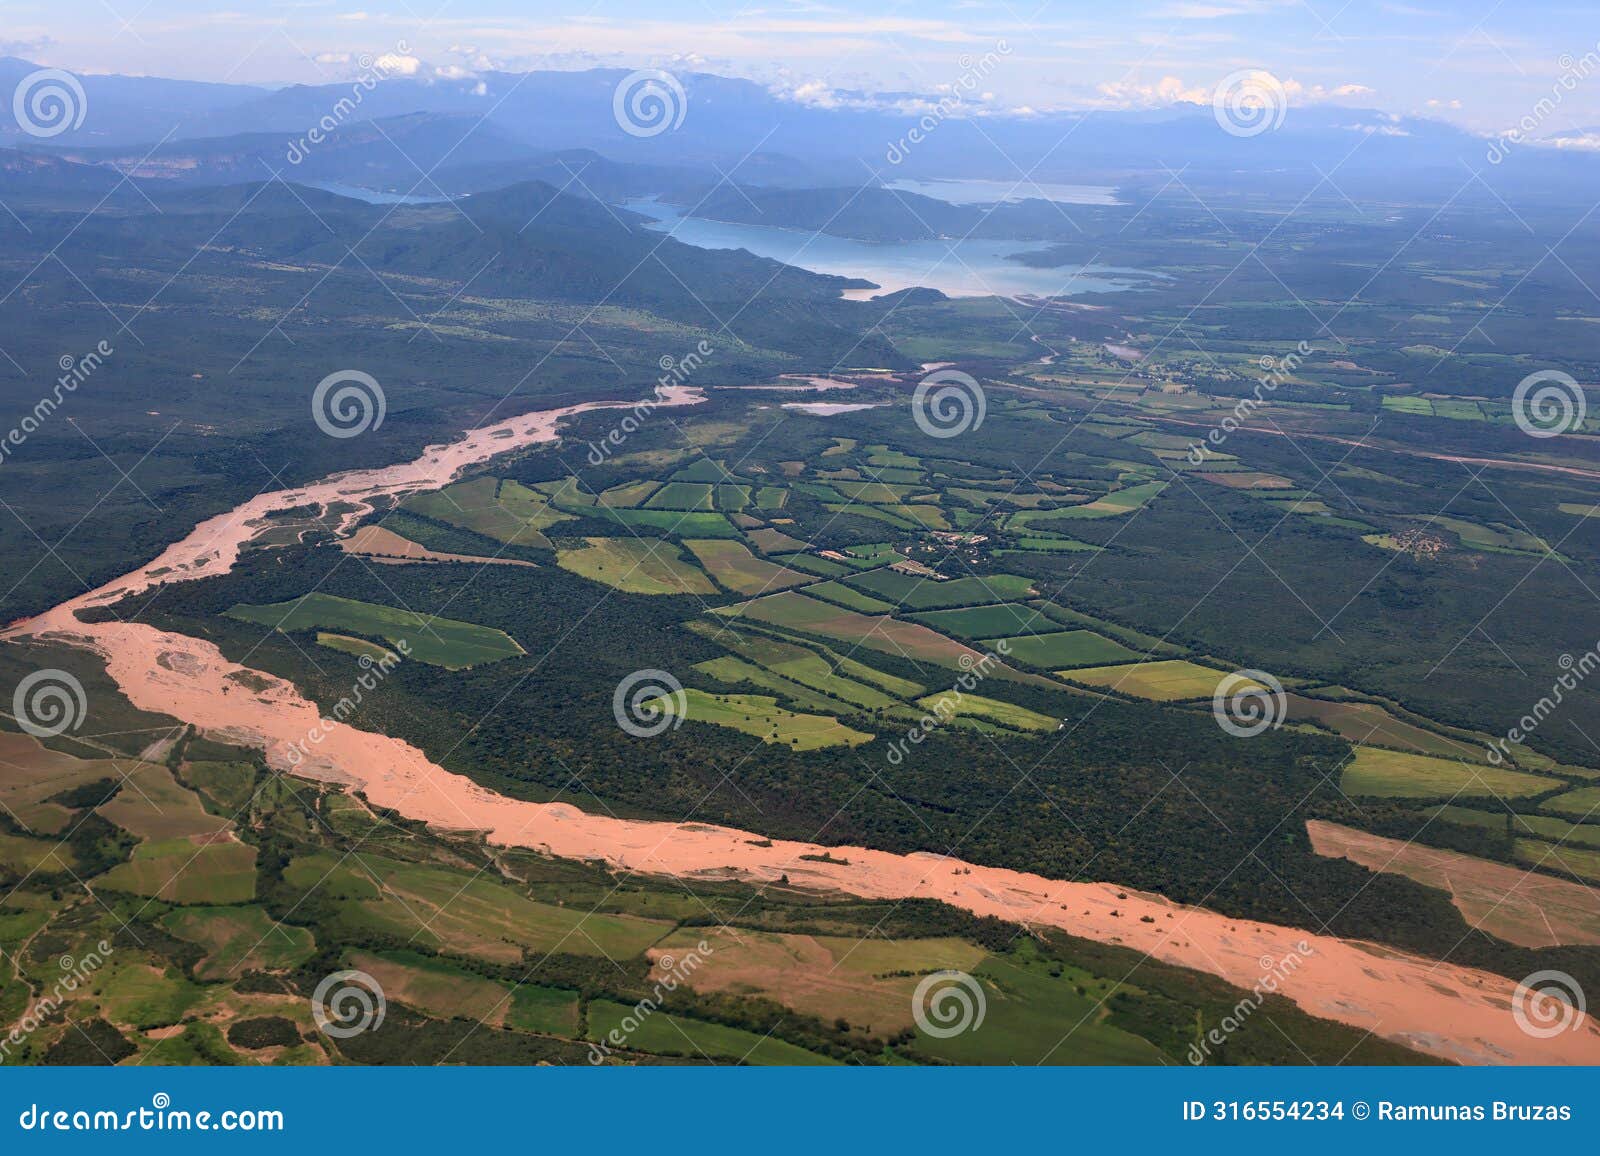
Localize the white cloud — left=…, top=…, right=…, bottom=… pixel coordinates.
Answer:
left=374, top=53, right=421, bottom=76
left=1092, top=73, right=1373, bottom=110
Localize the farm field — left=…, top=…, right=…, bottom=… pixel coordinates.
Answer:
left=280, top=852, right=673, bottom=964
left=909, top=603, right=1055, bottom=639
left=650, top=688, right=875, bottom=749
left=716, top=591, right=999, bottom=670
left=403, top=477, right=571, bottom=547
left=681, top=539, right=814, bottom=594
left=161, top=905, right=316, bottom=979
left=350, top=950, right=519, bottom=1026
left=1284, top=695, right=1487, bottom=760
left=339, top=524, right=537, bottom=568
left=1429, top=805, right=1600, bottom=848
left=841, top=570, right=1037, bottom=610
left=556, top=537, right=718, bottom=596
left=317, top=632, right=401, bottom=663
left=646, top=928, right=987, bottom=1029
left=226, top=592, right=524, bottom=668
left=1514, top=840, right=1600, bottom=883
left=915, top=691, right=1059, bottom=732
left=1541, top=785, right=1600, bottom=819
left=97, top=839, right=258, bottom=904
left=0, top=731, right=136, bottom=835
left=986, top=629, right=1141, bottom=669
left=1061, top=659, right=1238, bottom=701
left=1339, top=748, right=1555, bottom=800
left=97, top=764, right=232, bottom=842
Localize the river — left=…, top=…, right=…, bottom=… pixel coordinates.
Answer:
left=6, top=388, right=1597, bottom=1066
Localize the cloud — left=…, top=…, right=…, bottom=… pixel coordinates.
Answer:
left=1095, top=76, right=1212, bottom=107
left=374, top=53, right=421, bottom=76
left=1092, top=72, right=1373, bottom=110
left=1545, top=132, right=1600, bottom=151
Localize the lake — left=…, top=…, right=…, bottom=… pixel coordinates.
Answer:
left=624, top=199, right=1161, bottom=300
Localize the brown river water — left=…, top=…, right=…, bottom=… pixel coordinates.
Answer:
left=7, top=387, right=1597, bottom=1065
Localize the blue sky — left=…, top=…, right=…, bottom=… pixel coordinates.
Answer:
left=4, top=0, right=1598, bottom=134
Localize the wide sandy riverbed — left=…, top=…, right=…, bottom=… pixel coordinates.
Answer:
left=8, top=387, right=1597, bottom=1066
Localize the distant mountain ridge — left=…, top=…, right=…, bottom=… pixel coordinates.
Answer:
left=8, top=55, right=1596, bottom=201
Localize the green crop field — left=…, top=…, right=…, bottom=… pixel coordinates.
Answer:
left=985, top=630, right=1141, bottom=669
left=805, top=580, right=896, bottom=612
left=226, top=592, right=524, bottom=668
left=98, top=839, right=258, bottom=904
left=1063, top=659, right=1237, bottom=701
left=1285, top=696, right=1486, bottom=760
left=685, top=621, right=919, bottom=705
left=1430, top=805, right=1600, bottom=848
left=161, top=906, right=316, bottom=979
left=913, top=954, right=1168, bottom=1066
left=652, top=688, right=874, bottom=749
left=557, top=537, right=717, bottom=595
left=403, top=477, right=571, bottom=547
left=682, top=539, right=814, bottom=594
left=746, top=526, right=807, bottom=554
left=916, top=691, right=1059, bottom=732
left=644, top=481, right=716, bottom=510
left=317, top=632, right=402, bottom=663
left=694, top=656, right=863, bottom=714
left=717, top=591, right=1001, bottom=671
left=281, top=852, right=671, bottom=964
left=842, top=570, right=1037, bottom=610
left=909, top=603, right=1054, bottom=639
left=1514, top=839, right=1600, bottom=883
left=1541, top=785, right=1600, bottom=819
left=1340, top=748, right=1556, bottom=800
left=588, top=507, right=739, bottom=537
